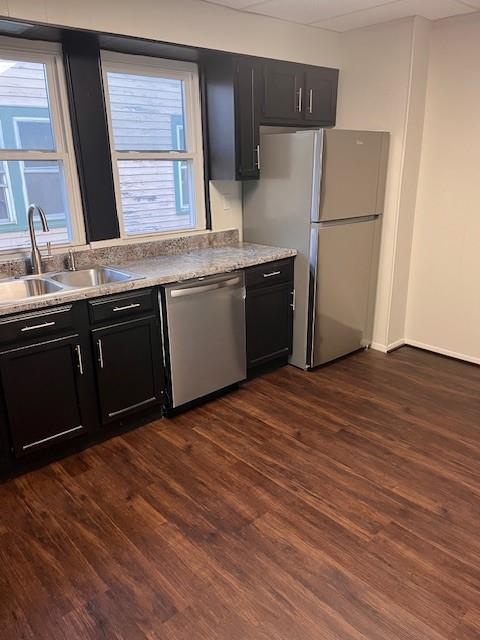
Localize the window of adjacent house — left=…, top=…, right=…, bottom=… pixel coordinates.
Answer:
left=0, top=43, right=84, bottom=252
left=101, top=52, right=206, bottom=237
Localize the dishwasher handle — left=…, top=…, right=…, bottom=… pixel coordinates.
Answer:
left=169, top=275, right=243, bottom=299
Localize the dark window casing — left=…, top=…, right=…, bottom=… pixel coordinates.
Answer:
left=62, top=31, right=120, bottom=242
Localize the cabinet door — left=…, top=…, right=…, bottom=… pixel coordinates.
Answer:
left=262, top=61, right=304, bottom=124
left=235, top=58, right=261, bottom=179
left=304, top=67, right=338, bottom=125
left=0, top=334, right=91, bottom=457
left=246, top=282, right=293, bottom=370
left=92, top=316, right=163, bottom=424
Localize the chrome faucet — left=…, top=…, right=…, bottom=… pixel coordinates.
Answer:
left=27, top=203, right=50, bottom=275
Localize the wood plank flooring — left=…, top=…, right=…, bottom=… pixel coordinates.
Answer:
left=1, top=346, right=480, bottom=639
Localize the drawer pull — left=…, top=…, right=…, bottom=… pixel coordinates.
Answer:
left=263, top=271, right=281, bottom=278
left=21, top=321, right=56, bottom=332
left=97, top=339, right=104, bottom=369
left=75, top=344, right=84, bottom=375
left=112, top=303, right=141, bottom=312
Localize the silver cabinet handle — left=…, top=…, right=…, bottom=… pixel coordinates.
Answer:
left=308, top=88, right=313, bottom=114
left=291, top=289, right=296, bottom=311
left=112, top=303, right=140, bottom=312
left=97, top=339, right=104, bottom=369
left=297, top=87, right=303, bottom=113
left=75, top=344, right=84, bottom=375
left=263, top=271, right=281, bottom=278
left=21, top=321, right=55, bottom=332
left=256, top=144, right=260, bottom=170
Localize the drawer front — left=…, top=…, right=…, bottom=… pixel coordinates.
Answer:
left=245, top=259, right=293, bottom=288
left=0, top=305, right=74, bottom=345
left=88, top=289, right=154, bottom=324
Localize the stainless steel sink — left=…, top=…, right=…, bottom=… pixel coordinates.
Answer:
left=0, top=266, right=143, bottom=306
left=0, top=276, right=63, bottom=303
left=50, top=267, right=140, bottom=288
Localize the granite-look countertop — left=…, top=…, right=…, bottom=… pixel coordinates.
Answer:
left=0, top=242, right=296, bottom=317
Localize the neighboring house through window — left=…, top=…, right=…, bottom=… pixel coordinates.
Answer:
left=102, top=52, right=205, bottom=238
left=0, top=40, right=84, bottom=253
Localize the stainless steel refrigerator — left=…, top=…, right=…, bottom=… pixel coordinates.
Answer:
left=243, top=128, right=389, bottom=369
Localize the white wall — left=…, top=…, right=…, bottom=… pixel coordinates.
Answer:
left=406, top=14, right=480, bottom=364
left=387, top=17, right=430, bottom=347
left=4, top=0, right=341, bottom=66
left=336, top=17, right=430, bottom=351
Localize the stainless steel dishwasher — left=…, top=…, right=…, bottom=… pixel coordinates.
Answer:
left=161, top=271, right=246, bottom=408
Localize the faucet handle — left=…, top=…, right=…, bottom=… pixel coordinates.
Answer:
left=67, top=248, right=77, bottom=271
left=42, top=241, right=54, bottom=264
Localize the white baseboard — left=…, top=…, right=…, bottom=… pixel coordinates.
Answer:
left=370, top=342, right=388, bottom=353
left=405, top=339, right=480, bottom=366
left=370, top=339, right=406, bottom=354
left=387, top=339, right=406, bottom=353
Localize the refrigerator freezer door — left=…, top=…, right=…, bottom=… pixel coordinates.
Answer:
left=310, top=218, right=380, bottom=367
left=316, top=130, right=389, bottom=222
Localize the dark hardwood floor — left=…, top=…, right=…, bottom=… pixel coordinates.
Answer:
left=1, top=346, right=480, bottom=639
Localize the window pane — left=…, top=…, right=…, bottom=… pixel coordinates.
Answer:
left=0, top=160, right=71, bottom=250
left=0, top=187, right=9, bottom=221
left=106, top=71, right=186, bottom=151
left=16, top=119, right=54, bottom=150
left=23, top=162, right=66, bottom=216
left=0, top=60, right=55, bottom=150
left=117, top=160, right=194, bottom=235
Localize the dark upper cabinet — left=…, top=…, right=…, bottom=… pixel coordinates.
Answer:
left=262, top=61, right=339, bottom=126
left=236, top=57, right=262, bottom=179
left=245, top=259, right=294, bottom=372
left=204, top=53, right=338, bottom=180
left=0, top=333, right=94, bottom=457
left=261, top=60, right=305, bottom=124
left=203, top=53, right=261, bottom=181
left=304, top=66, right=339, bottom=124
left=92, top=315, right=163, bottom=424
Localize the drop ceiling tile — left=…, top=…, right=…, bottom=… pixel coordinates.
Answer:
left=205, top=0, right=264, bottom=8
left=243, top=0, right=397, bottom=24
left=312, top=0, right=475, bottom=31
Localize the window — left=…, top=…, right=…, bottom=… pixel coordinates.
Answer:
left=102, top=52, right=205, bottom=237
left=0, top=41, right=84, bottom=252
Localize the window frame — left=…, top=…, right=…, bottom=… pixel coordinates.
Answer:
left=0, top=37, right=85, bottom=255
left=0, top=121, right=15, bottom=225
left=101, top=51, right=206, bottom=239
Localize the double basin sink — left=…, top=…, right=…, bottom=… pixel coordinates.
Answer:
left=0, top=267, right=143, bottom=305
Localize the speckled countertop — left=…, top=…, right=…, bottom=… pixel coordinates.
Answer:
left=0, top=242, right=296, bottom=318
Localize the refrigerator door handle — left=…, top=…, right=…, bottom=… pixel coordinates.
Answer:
left=315, top=214, right=381, bottom=228
left=310, top=129, right=325, bottom=224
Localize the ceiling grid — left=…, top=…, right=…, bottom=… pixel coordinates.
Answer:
left=202, top=0, right=480, bottom=31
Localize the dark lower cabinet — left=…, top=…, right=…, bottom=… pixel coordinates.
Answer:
left=92, top=315, right=163, bottom=424
left=0, top=334, right=94, bottom=457
left=245, top=259, right=294, bottom=373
